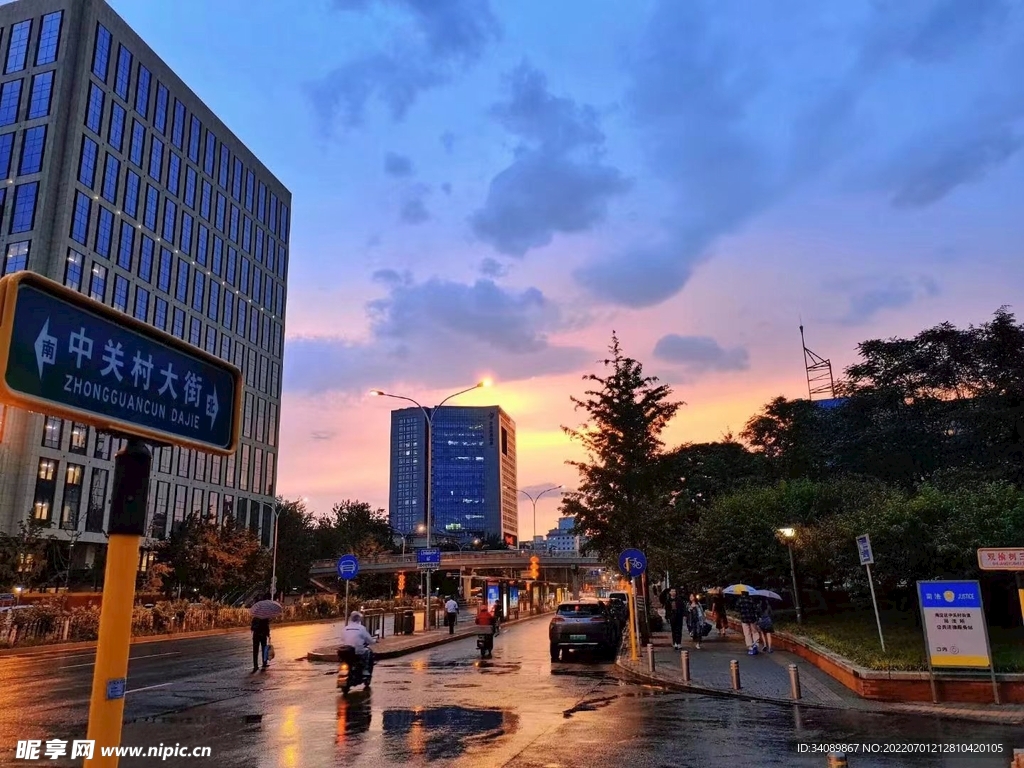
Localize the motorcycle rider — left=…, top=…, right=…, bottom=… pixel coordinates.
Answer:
left=342, top=610, right=377, bottom=676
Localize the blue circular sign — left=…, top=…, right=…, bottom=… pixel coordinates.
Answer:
left=337, top=554, right=359, bottom=580
left=618, top=549, right=647, bottom=577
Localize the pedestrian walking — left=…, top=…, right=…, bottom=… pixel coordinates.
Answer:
left=734, top=587, right=760, bottom=655
left=444, top=596, right=459, bottom=635
left=757, top=598, right=774, bottom=653
left=710, top=589, right=728, bottom=636
left=685, top=593, right=706, bottom=650
left=250, top=615, right=271, bottom=673
left=664, top=588, right=687, bottom=650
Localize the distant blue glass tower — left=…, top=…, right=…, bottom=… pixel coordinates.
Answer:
left=388, top=405, right=518, bottom=544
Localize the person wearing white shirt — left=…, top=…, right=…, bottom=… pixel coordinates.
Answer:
left=444, top=597, right=460, bottom=634
left=341, top=611, right=377, bottom=674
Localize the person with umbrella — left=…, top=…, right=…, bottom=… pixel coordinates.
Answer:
left=730, top=586, right=760, bottom=656
left=249, top=594, right=283, bottom=672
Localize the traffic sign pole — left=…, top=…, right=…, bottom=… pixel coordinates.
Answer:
left=1018, top=573, right=1024, bottom=626
left=866, top=563, right=885, bottom=653
left=627, top=578, right=639, bottom=662
left=85, top=440, right=151, bottom=768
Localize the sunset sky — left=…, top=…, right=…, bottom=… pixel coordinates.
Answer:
left=111, top=0, right=1024, bottom=537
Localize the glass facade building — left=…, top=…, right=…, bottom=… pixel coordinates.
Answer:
left=0, top=0, right=290, bottom=571
left=389, top=406, right=518, bottom=544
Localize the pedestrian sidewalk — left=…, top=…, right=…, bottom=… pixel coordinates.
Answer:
left=619, top=629, right=1024, bottom=725
left=307, top=612, right=544, bottom=662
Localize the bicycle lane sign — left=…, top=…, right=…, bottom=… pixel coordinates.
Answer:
left=618, top=549, right=647, bottom=578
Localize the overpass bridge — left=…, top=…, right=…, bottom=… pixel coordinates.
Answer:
left=309, top=550, right=603, bottom=578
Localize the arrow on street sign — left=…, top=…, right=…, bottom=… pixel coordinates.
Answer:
left=0, top=273, right=242, bottom=454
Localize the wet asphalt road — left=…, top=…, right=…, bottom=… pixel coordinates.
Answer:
left=2, top=618, right=1022, bottom=767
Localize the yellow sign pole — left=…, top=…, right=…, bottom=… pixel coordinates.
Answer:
left=1017, top=573, right=1024, bottom=626
left=627, top=580, right=639, bottom=662
left=85, top=440, right=152, bottom=768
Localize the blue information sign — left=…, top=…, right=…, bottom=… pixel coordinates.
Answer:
left=618, top=548, right=647, bottom=577
left=417, top=548, right=441, bottom=569
left=337, top=554, right=359, bottom=580
left=918, top=580, right=982, bottom=608
left=105, top=677, right=126, bottom=700
left=0, top=273, right=241, bottom=453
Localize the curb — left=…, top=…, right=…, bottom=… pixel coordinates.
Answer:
left=306, top=613, right=548, bottom=663
left=0, top=615, right=346, bottom=659
left=615, top=653, right=1024, bottom=726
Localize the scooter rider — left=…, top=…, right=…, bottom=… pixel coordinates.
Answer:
left=342, top=610, right=377, bottom=675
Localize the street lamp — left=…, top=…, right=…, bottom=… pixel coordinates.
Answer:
left=370, top=379, right=491, bottom=628
left=516, top=485, right=563, bottom=546
left=777, top=526, right=803, bottom=624
left=14, top=586, right=22, bottom=605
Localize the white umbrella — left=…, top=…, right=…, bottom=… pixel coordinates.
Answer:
left=249, top=600, right=283, bottom=619
left=723, top=584, right=756, bottom=595
left=752, top=589, right=782, bottom=600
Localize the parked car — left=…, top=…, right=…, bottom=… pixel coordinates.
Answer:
left=549, top=600, right=620, bottom=662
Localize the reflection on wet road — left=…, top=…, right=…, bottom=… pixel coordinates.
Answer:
left=3, top=617, right=1023, bottom=767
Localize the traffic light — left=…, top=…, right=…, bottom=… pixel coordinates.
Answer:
left=397, top=572, right=406, bottom=592
left=529, top=555, right=540, bottom=580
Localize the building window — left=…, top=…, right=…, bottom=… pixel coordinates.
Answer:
left=205, top=325, right=216, bottom=353
left=215, top=193, right=225, bottom=231
left=172, top=307, right=184, bottom=338
left=60, top=464, right=84, bottom=530
left=10, top=183, right=37, bottom=233
left=6, top=20, right=32, bottom=74
left=33, top=458, right=58, bottom=523
left=265, top=452, right=275, bottom=496
left=42, top=416, right=62, bottom=448
left=189, top=316, right=201, bottom=346
left=158, top=247, right=172, bottom=291
left=204, top=130, right=216, bottom=176
left=18, top=127, right=45, bottom=175
left=94, top=207, right=113, bottom=257
left=242, top=393, right=253, bottom=438
left=238, top=444, right=250, bottom=491
left=112, top=274, right=129, bottom=312
left=192, top=271, right=205, bottom=312
left=101, top=154, right=119, bottom=203
left=184, top=166, right=196, bottom=209
left=114, top=44, right=132, bottom=99
left=172, top=100, right=185, bottom=148
left=149, top=137, right=163, bottom=182
left=36, top=12, right=63, bottom=66
left=194, top=450, right=207, bottom=482
left=28, top=71, right=53, bottom=119
left=225, top=451, right=236, bottom=488
left=0, top=132, right=13, bottom=178
left=154, top=297, right=168, bottom=331
left=245, top=170, right=254, bottom=211
left=154, top=83, right=168, bottom=133
left=118, top=221, right=134, bottom=270
left=68, top=423, right=88, bottom=455
left=144, top=185, right=158, bottom=230
left=173, top=485, right=186, bottom=527
left=258, top=182, right=266, bottom=222
left=89, top=263, right=107, bottom=302
left=181, top=212, right=193, bottom=255
left=252, top=449, right=263, bottom=498
left=269, top=193, right=278, bottom=233
left=223, top=291, right=233, bottom=331
left=207, top=231, right=218, bottom=271
left=92, top=23, right=111, bottom=80
left=175, top=258, right=188, bottom=302
left=134, top=286, right=149, bottom=322
left=200, top=180, right=211, bottom=219
left=138, top=235, right=154, bottom=282
left=2, top=240, right=28, bottom=275
left=86, top=83, right=103, bottom=133
left=220, top=333, right=231, bottom=361
left=0, top=80, right=22, bottom=126
left=86, top=468, right=108, bottom=533
left=208, top=281, right=220, bottom=322
left=191, top=487, right=204, bottom=519
left=124, top=170, right=140, bottom=218
left=227, top=247, right=237, bottom=284
left=162, top=199, right=176, bottom=243
left=218, top=145, right=229, bottom=189
left=135, top=65, right=150, bottom=117
left=268, top=403, right=277, bottom=447
left=130, top=119, right=144, bottom=166
left=167, top=152, right=180, bottom=196
left=64, top=248, right=84, bottom=290
left=229, top=205, right=239, bottom=243
left=108, top=103, right=126, bottom=151
left=188, top=115, right=200, bottom=162
left=94, top=432, right=110, bottom=460
left=79, top=136, right=98, bottom=187
left=71, top=192, right=90, bottom=244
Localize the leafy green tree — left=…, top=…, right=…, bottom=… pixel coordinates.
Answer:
left=154, top=515, right=269, bottom=598
left=561, top=333, right=683, bottom=567
left=272, top=498, right=316, bottom=596
left=311, top=500, right=393, bottom=561
left=0, top=519, right=51, bottom=590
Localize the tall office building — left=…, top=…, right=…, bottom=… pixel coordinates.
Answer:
left=0, top=0, right=290, bottom=573
left=389, top=406, right=518, bottom=545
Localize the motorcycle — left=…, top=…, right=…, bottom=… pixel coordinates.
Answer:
left=476, top=627, right=494, bottom=658
left=337, top=644, right=372, bottom=694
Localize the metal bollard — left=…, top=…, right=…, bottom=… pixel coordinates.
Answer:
left=680, top=650, right=690, bottom=683
left=789, top=663, right=802, bottom=700
left=826, top=753, right=847, bottom=768
left=730, top=659, right=741, bottom=690
left=647, top=643, right=655, bottom=673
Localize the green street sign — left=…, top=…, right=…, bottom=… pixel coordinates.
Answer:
left=0, top=272, right=242, bottom=454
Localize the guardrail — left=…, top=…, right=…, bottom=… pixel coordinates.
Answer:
left=310, top=551, right=602, bottom=572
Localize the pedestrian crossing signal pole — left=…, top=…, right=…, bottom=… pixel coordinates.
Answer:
left=85, top=439, right=151, bottom=767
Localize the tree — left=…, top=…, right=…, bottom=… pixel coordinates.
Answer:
left=272, top=498, right=315, bottom=596
left=561, top=333, right=683, bottom=567
left=311, top=500, right=393, bottom=561
left=0, top=519, right=51, bottom=590
left=660, top=437, right=768, bottom=520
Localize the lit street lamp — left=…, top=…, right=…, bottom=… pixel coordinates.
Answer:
left=516, top=485, right=563, bottom=546
left=777, top=526, right=803, bottom=624
left=370, top=380, right=491, bottom=628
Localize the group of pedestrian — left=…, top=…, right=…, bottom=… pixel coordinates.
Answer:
left=734, top=587, right=774, bottom=655
left=660, top=585, right=774, bottom=655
